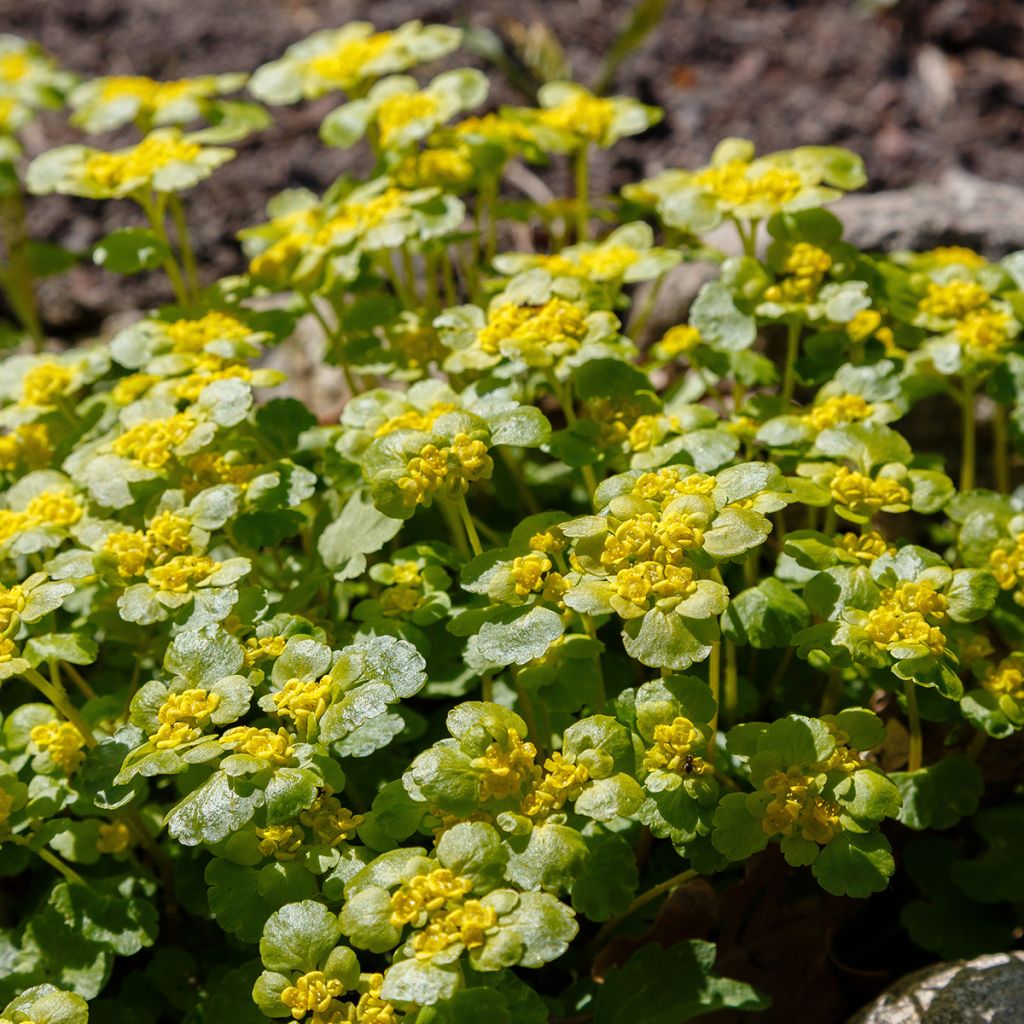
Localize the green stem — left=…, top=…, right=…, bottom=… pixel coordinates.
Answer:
left=993, top=400, right=1010, bottom=493
left=574, top=144, right=590, bottom=243
left=707, top=641, right=721, bottom=759
left=60, top=661, right=96, bottom=700
left=168, top=194, right=200, bottom=299
left=440, top=248, right=458, bottom=306
left=8, top=835, right=89, bottom=886
left=299, top=291, right=359, bottom=397
left=454, top=496, right=483, bottom=557
left=136, top=191, right=191, bottom=308
left=22, top=666, right=97, bottom=749
left=586, top=868, right=698, bottom=954
left=579, top=613, right=607, bottom=712
left=497, top=447, right=540, bottom=514
left=781, top=319, right=801, bottom=404
left=626, top=274, right=667, bottom=344
left=905, top=679, right=922, bottom=772
left=0, top=191, right=46, bottom=350
left=723, top=639, right=738, bottom=727
left=960, top=377, right=977, bottom=492
left=550, top=374, right=598, bottom=498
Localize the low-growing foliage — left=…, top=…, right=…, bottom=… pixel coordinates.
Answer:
left=0, top=20, right=1022, bottom=1024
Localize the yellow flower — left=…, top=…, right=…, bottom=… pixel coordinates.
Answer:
left=103, top=529, right=154, bottom=578
left=0, top=50, right=30, bottom=83
left=220, top=726, right=296, bottom=765
left=354, top=974, right=399, bottom=1024
left=149, top=688, right=221, bottom=748
left=396, top=433, right=493, bottom=509
left=478, top=298, right=588, bottom=364
left=146, top=554, right=220, bottom=593
left=395, top=144, right=475, bottom=188
left=30, top=720, right=86, bottom=774
left=187, top=452, right=258, bottom=491
left=990, top=534, right=1024, bottom=603
left=472, top=729, right=540, bottom=801
left=802, top=395, right=874, bottom=431
left=612, top=561, right=698, bottom=614
left=281, top=969, right=345, bottom=1020
left=837, top=531, right=894, bottom=563
left=846, top=308, right=881, bottom=344
left=304, top=31, right=395, bottom=92
left=300, top=793, right=364, bottom=846
left=0, top=584, right=25, bottom=634
left=0, top=637, right=18, bottom=663
left=694, top=159, right=803, bottom=209
left=631, top=466, right=716, bottom=505
left=81, top=132, right=202, bottom=193
left=256, top=824, right=305, bottom=862
left=244, top=635, right=287, bottom=666
left=982, top=654, right=1024, bottom=703
left=761, top=766, right=841, bottom=845
left=376, top=91, right=440, bottom=148
left=863, top=606, right=945, bottom=656
left=96, top=821, right=133, bottom=855
left=529, top=530, right=566, bottom=555
left=642, top=716, right=709, bottom=776
left=785, top=242, right=833, bottom=279
left=955, top=307, right=1015, bottom=358
left=0, top=423, right=52, bottom=472
left=112, top=412, right=197, bottom=470
left=538, top=92, right=616, bottom=147
left=653, top=324, right=702, bottom=361
left=164, top=311, right=252, bottom=354
left=23, top=490, right=82, bottom=527
left=829, top=467, right=910, bottom=517
left=273, top=678, right=331, bottom=730
left=929, top=246, right=987, bottom=268
left=374, top=402, right=458, bottom=438
left=20, top=362, right=74, bottom=407
left=146, top=510, right=193, bottom=554
left=917, top=279, right=990, bottom=320
left=519, top=752, right=589, bottom=819
left=510, top=554, right=552, bottom=596
left=112, top=373, right=159, bottom=404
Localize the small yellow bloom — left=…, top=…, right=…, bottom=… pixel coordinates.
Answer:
left=273, top=678, right=331, bottom=730
left=96, top=821, right=133, bottom=855
left=520, top=752, right=588, bottom=819
left=220, top=726, right=296, bottom=765
left=846, top=308, right=881, bottom=343
left=803, top=394, right=874, bottom=432
left=20, top=362, right=74, bottom=407
left=955, top=307, right=1015, bottom=358
left=538, top=92, right=616, bottom=147
left=0, top=423, right=52, bottom=472
left=149, top=688, right=221, bottom=748
left=300, top=793, right=364, bottom=846
left=244, top=635, right=287, bottom=665
left=917, top=279, right=990, bottom=320
left=112, top=412, right=197, bottom=470
left=653, top=324, right=702, bottom=361
left=510, top=554, right=552, bottom=597
left=30, top=720, right=86, bottom=774
left=23, top=490, right=82, bottom=527
left=281, top=969, right=345, bottom=1020
left=472, top=729, right=540, bottom=801
left=256, top=824, right=305, bottom=862
left=0, top=584, right=26, bottom=633
left=694, top=159, right=802, bottom=209
left=374, top=402, right=457, bottom=438
left=983, top=654, right=1024, bottom=703
left=642, top=715, right=708, bottom=776
left=164, top=311, right=252, bottom=354
left=477, top=298, right=588, bottom=364
left=837, top=531, right=894, bottom=563
left=82, top=132, right=202, bottom=193
left=829, top=467, right=910, bottom=517
left=146, top=554, right=220, bottom=593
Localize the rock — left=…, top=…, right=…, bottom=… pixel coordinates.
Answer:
left=847, top=952, right=1024, bottom=1024
left=835, top=169, right=1024, bottom=257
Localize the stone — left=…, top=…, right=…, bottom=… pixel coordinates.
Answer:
left=847, top=952, right=1024, bottom=1024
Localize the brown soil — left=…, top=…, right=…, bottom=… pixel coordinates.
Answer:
left=2, top=0, right=1023, bottom=336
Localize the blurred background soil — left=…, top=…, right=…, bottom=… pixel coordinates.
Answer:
left=1, top=0, right=1023, bottom=336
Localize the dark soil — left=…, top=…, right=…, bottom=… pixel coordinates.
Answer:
left=2, top=0, right=1023, bottom=335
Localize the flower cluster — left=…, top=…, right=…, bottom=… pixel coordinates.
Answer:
left=1, top=17, right=1023, bottom=1024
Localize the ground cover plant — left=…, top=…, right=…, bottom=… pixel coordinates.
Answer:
left=0, top=20, right=1023, bottom=1024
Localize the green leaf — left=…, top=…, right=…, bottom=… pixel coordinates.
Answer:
left=259, top=900, right=342, bottom=973
left=23, top=633, right=98, bottom=667
left=571, top=830, right=638, bottom=922
left=476, top=606, right=565, bottom=666
left=891, top=755, right=984, bottom=831
left=812, top=832, right=894, bottom=898
left=711, top=792, right=770, bottom=861
left=594, top=941, right=769, bottom=1024
left=93, top=228, right=172, bottom=274
left=722, top=578, right=810, bottom=648
left=318, top=488, right=404, bottom=577
left=167, top=771, right=262, bottom=846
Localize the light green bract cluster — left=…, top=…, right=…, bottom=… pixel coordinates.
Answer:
left=0, top=15, right=1023, bottom=1024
